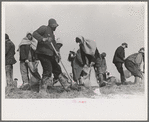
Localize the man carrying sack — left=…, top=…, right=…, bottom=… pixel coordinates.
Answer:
left=18, top=33, right=41, bottom=92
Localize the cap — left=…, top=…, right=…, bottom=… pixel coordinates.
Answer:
left=122, top=42, right=128, bottom=48
left=101, top=52, right=106, bottom=57
left=48, top=18, right=59, bottom=28
left=139, top=47, right=144, bottom=52
left=5, top=34, right=9, bottom=39
left=26, top=32, right=32, bottom=37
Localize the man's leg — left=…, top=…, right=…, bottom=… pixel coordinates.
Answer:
left=134, top=76, right=141, bottom=84
left=38, top=54, right=53, bottom=90
left=52, top=57, right=71, bottom=91
left=115, top=63, right=126, bottom=84
left=20, top=62, right=29, bottom=84
left=5, top=65, right=13, bottom=87
left=52, top=63, right=61, bottom=85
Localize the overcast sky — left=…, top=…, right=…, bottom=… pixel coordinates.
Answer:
left=3, top=2, right=147, bottom=85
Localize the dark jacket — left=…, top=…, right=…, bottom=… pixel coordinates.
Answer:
left=5, top=39, right=16, bottom=65
left=19, top=45, right=37, bottom=62
left=113, top=46, right=125, bottom=64
left=94, top=49, right=102, bottom=67
left=33, top=25, right=58, bottom=56
left=100, top=58, right=107, bottom=73
left=71, top=49, right=84, bottom=81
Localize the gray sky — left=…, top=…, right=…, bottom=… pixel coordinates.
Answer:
left=4, top=2, right=146, bottom=85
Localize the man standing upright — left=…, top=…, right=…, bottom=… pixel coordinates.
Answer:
left=5, top=34, right=17, bottom=87
left=18, top=33, right=41, bottom=91
left=33, top=18, right=70, bottom=92
left=113, top=43, right=128, bottom=85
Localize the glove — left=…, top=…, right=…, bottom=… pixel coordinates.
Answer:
left=42, top=38, right=48, bottom=42
left=90, top=62, right=95, bottom=67
left=25, top=60, right=29, bottom=63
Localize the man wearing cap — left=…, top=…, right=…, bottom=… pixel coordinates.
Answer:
left=113, top=43, right=128, bottom=85
left=124, top=48, right=145, bottom=84
left=95, top=52, right=107, bottom=87
left=33, top=18, right=70, bottom=92
left=5, top=34, right=17, bottom=87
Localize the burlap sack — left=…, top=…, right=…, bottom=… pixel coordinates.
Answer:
left=124, top=70, right=132, bottom=79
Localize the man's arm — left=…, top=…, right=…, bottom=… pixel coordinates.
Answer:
left=33, top=25, right=47, bottom=42
left=104, top=59, right=107, bottom=71
left=117, top=47, right=125, bottom=62
left=20, top=45, right=30, bottom=61
left=5, top=41, right=11, bottom=55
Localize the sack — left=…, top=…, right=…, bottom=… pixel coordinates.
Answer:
left=82, top=66, right=98, bottom=88
left=89, top=67, right=98, bottom=86
left=27, top=62, right=37, bottom=73
left=27, top=61, right=41, bottom=86
left=124, top=70, right=132, bottom=78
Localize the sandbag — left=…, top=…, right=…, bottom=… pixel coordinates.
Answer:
left=81, top=66, right=98, bottom=88
left=89, top=67, right=98, bottom=86
left=124, top=69, right=132, bottom=78
left=81, top=66, right=91, bottom=89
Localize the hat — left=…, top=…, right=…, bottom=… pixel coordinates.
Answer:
left=5, top=34, right=9, bottom=39
left=76, top=37, right=82, bottom=43
left=101, top=52, right=106, bottom=57
left=48, top=18, right=59, bottom=28
left=122, top=42, right=128, bottom=48
left=139, top=47, right=144, bottom=52
left=26, top=33, right=32, bottom=37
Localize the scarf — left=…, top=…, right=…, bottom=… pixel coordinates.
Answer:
left=17, top=37, right=38, bottom=51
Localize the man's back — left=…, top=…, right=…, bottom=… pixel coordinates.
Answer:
left=5, top=40, right=16, bottom=65
left=33, top=25, right=58, bottom=56
left=113, top=46, right=125, bottom=63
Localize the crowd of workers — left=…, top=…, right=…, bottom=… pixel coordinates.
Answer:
left=5, top=18, right=145, bottom=93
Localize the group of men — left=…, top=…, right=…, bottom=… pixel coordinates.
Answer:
left=5, top=18, right=145, bottom=94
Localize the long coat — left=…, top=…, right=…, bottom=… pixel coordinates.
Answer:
left=113, top=46, right=125, bottom=64
left=5, top=39, right=16, bottom=65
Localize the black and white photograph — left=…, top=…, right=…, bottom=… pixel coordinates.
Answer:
left=2, top=1, right=148, bottom=121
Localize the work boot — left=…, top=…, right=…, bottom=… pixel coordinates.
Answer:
left=52, top=78, right=59, bottom=86
left=39, top=76, right=53, bottom=93
left=58, top=73, right=71, bottom=92
left=121, top=81, right=128, bottom=85
left=46, top=77, right=55, bottom=93
left=40, top=76, right=48, bottom=89
left=19, top=83, right=31, bottom=90
left=30, top=81, right=40, bottom=93
left=99, top=82, right=106, bottom=87
left=134, top=77, right=141, bottom=84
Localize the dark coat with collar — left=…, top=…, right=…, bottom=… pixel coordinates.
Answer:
left=33, top=25, right=58, bottom=56
left=5, top=39, right=16, bottom=65
left=113, top=46, right=125, bottom=64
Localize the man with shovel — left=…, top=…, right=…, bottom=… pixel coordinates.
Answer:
left=33, top=18, right=71, bottom=93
